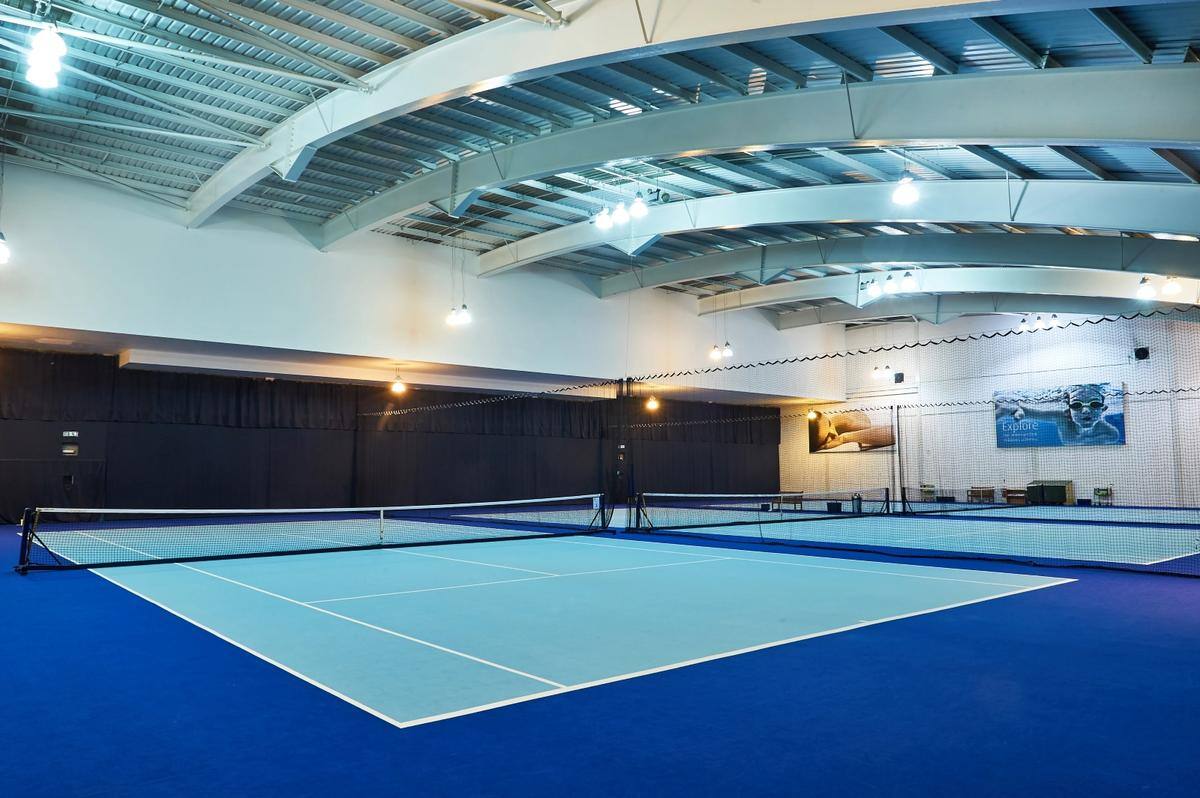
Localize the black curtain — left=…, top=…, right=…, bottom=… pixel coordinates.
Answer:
left=0, top=349, right=781, bottom=521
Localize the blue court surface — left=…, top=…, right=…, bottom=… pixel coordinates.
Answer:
left=89, top=534, right=1069, bottom=728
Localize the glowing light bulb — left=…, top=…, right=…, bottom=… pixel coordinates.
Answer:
left=1034, top=315, right=1046, bottom=330
left=1050, top=313, right=1062, bottom=327
left=866, top=280, right=882, bottom=299
left=1018, top=317, right=1029, bottom=332
left=722, top=342, right=733, bottom=359
left=645, top=396, right=660, bottom=411
left=31, top=28, right=67, bottom=59
left=872, top=366, right=882, bottom=381
left=900, top=271, right=918, bottom=292
left=1136, top=275, right=1156, bottom=299
left=457, top=304, right=471, bottom=325
left=446, top=307, right=460, bottom=326
left=390, top=379, right=407, bottom=394
left=709, top=345, right=722, bottom=361
left=594, top=207, right=613, bottom=231
left=629, top=192, right=648, bottom=219
left=0, top=233, right=10, bottom=265
left=25, top=64, right=58, bottom=89
left=883, top=274, right=899, bottom=294
left=612, top=202, right=630, bottom=225
left=891, top=175, right=919, bottom=206
left=1163, top=277, right=1181, bottom=297
left=806, top=410, right=818, bottom=421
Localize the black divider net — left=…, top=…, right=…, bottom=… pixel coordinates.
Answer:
left=0, top=350, right=781, bottom=528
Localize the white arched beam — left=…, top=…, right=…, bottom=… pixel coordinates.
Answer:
left=480, top=181, right=1200, bottom=274
left=322, top=65, right=1200, bottom=248
left=696, top=266, right=1200, bottom=316
left=596, top=233, right=1200, bottom=297
left=184, top=0, right=1152, bottom=228
left=321, top=64, right=1200, bottom=246
left=774, top=294, right=1197, bottom=329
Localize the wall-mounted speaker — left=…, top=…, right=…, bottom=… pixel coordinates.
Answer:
left=893, top=372, right=905, bottom=384
left=1134, top=347, right=1150, bottom=361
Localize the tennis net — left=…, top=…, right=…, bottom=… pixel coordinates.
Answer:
left=633, top=488, right=1200, bottom=576
left=16, top=494, right=610, bottom=572
left=635, top=489, right=891, bottom=532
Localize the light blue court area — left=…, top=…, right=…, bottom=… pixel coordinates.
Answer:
left=93, top=536, right=1070, bottom=728
left=648, top=515, right=1200, bottom=566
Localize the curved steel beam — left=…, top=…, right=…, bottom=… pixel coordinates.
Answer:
left=480, top=181, right=1200, bottom=273
left=597, top=233, right=1200, bottom=296
left=697, top=266, right=1200, bottom=315
left=323, top=64, right=1200, bottom=248
left=774, top=294, right=1197, bottom=329
left=185, top=0, right=1140, bottom=228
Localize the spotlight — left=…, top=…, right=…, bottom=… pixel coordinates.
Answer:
left=31, top=28, right=67, bottom=59
left=1018, top=316, right=1029, bottom=332
left=722, top=342, right=733, bottom=359
left=629, top=192, right=648, bottom=219
left=25, top=63, right=58, bottom=89
left=1163, top=277, right=1181, bottom=297
left=390, top=379, right=407, bottom=394
left=612, top=202, right=630, bottom=225
left=26, top=28, right=67, bottom=90
left=0, top=232, right=9, bottom=265
left=900, top=271, right=918, bottom=292
left=865, top=280, right=882, bottom=299
left=595, top=207, right=613, bottom=231
left=645, top=396, right=660, bottom=411
left=1136, top=275, right=1156, bottom=299
left=883, top=274, right=899, bottom=294
left=709, top=345, right=722, bottom=361
left=806, top=410, right=818, bottom=421
left=891, top=174, right=919, bottom=206
left=1034, top=315, right=1046, bottom=330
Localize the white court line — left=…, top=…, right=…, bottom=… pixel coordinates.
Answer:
left=1139, top=548, right=1200, bottom=565
left=75, top=530, right=1074, bottom=732
left=553, top=537, right=729, bottom=559
left=342, top=576, right=1077, bottom=730
left=76, top=532, right=565, bottom=689
left=565, top=536, right=1050, bottom=588
left=307, top=557, right=731, bottom=604
left=388, top=548, right=558, bottom=576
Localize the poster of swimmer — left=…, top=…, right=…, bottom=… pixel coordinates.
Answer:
left=993, top=383, right=1126, bottom=448
left=807, top=409, right=895, bottom=453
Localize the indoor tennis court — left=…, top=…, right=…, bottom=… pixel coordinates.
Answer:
left=3, top=1, right=1200, bottom=796
left=78, top=534, right=1071, bottom=728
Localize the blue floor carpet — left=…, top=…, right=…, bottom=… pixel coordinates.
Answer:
left=2, top=531, right=1197, bottom=797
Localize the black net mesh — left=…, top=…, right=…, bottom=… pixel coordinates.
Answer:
left=17, top=495, right=610, bottom=571
left=622, top=310, right=1200, bottom=577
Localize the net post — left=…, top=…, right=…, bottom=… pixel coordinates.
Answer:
left=16, top=507, right=33, bottom=574
left=894, top=403, right=905, bottom=514
left=378, top=509, right=385, bottom=545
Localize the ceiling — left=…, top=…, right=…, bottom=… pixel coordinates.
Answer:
left=1, top=0, right=1198, bottom=327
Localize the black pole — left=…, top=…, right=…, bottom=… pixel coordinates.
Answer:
left=15, top=507, right=33, bottom=574
left=895, top=404, right=907, bottom=515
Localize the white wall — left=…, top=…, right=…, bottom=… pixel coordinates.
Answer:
left=781, top=313, right=1200, bottom=507
left=0, top=166, right=844, bottom=397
